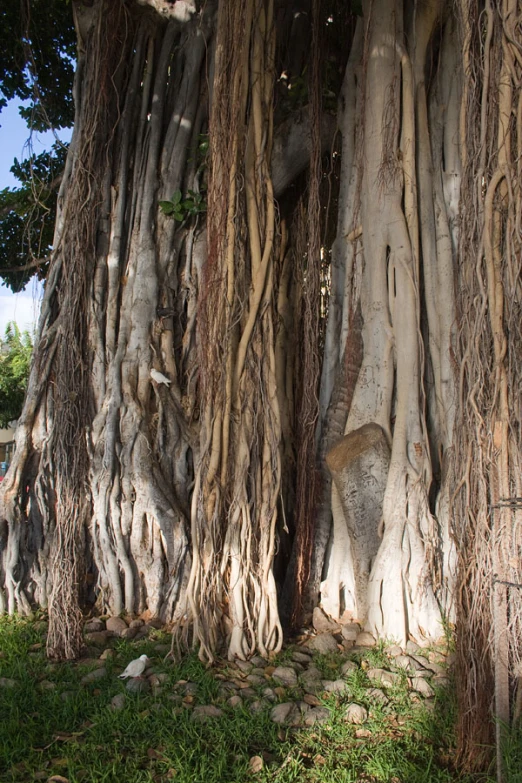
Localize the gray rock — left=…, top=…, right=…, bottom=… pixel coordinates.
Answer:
left=100, top=648, right=115, bottom=661
left=355, top=631, right=376, bottom=647
left=0, top=677, right=16, bottom=689
left=367, top=668, right=401, bottom=687
left=406, top=640, right=420, bottom=653
left=303, top=707, right=330, bottom=726
left=270, top=702, right=294, bottom=724
left=313, top=607, right=341, bottom=634
left=106, top=616, right=128, bottom=636
left=240, top=687, right=257, bottom=698
left=394, top=655, right=424, bottom=673
left=262, top=687, right=277, bottom=702
left=61, top=690, right=76, bottom=701
left=341, top=623, right=360, bottom=642
left=235, top=660, right=253, bottom=674
left=250, top=656, right=268, bottom=667
left=126, top=677, right=151, bottom=693
left=305, top=633, right=339, bottom=654
left=249, top=700, right=265, bottom=714
left=367, top=688, right=389, bottom=704
left=412, top=656, right=445, bottom=676
left=110, top=693, right=126, bottom=711
left=84, top=618, right=105, bottom=633
left=291, top=651, right=313, bottom=664
left=192, top=705, right=223, bottom=721
left=38, top=680, right=57, bottom=691
left=387, top=645, right=404, bottom=657
left=321, top=679, right=349, bottom=693
left=246, top=674, right=265, bottom=686
left=228, top=695, right=243, bottom=707
left=271, top=666, right=298, bottom=687
left=433, top=674, right=450, bottom=688
left=344, top=703, right=368, bottom=724
left=129, top=618, right=144, bottom=629
left=84, top=631, right=111, bottom=646
left=341, top=660, right=358, bottom=676
left=410, top=677, right=435, bottom=697
left=80, top=667, right=107, bottom=684
left=120, top=627, right=138, bottom=641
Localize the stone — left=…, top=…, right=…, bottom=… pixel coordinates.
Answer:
left=126, top=677, right=151, bottom=694
left=411, top=677, right=435, bottom=697
left=270, top=702, right=294, bottom=724
left=303, top=693, right=321, bottom=707
left=428, top=651, right=446, bottom=664
left=393, top=655, right=424, bottom=673
left=249, top=756, right=264, bottom=773
left=305, top=633, right=339, bottom=654
left=387, top=645, right=404, bottom=657
left=341, top=623, right=360, bottom=642
left=249, top=700, right=265, bottom=714
left=106, top=616, right=128, bottom=636
left=412, top=656, right=445, bottom=676
left=120, top=627, right=138, bottom=640
left=84, top=631, right=111, bottom=646
left=146, top=617, right=164, bottom=629
left=291, top=651, right=312, bottom=664
left=313, top=607, right=341, bottom=634
left=192, top=705, right=223, bottom=721
left=250, top=656, right=268, bottom=667
left=38, top=680, right=57, bottom=691
left=228, top=695, right=243, bottom=708
left=129, top=619, right=144, bottom=629
left=355, top=632, right=376, bottom=647
left=235, top=660, right=253, bottom=674
left=341, top=660, right=358, bottom=676
left=240, top=687, right=257, bottom=698
left=406, top=640, right=420, bottom=653
left=100, top=648, right=114, bottom=661
left=110, top=693, right=126, bottom=711
left=344, top=703, right=368, bottom=724
left=367, top=688, right=389, bottom=704
left=0, top=677, right=16, bottom=688
left=80, top=668, right=107, bottom=684
left=355, top=728, right=372, bottom=738
left=84, top=618, right=105, bottom=633
left=367, top=668, right=401, bottom=687
left=433, top=674, right=450, bottom=688
left=321, top=679, right=348, bottom=693
left=303, top=707, right=330, bottom=726
left=246, top=674, right=265, bottom=686
left=262, top=687, right=277, bottom=702
left=61, top=690, right=76, bottom=701
left=271, top=666, right=298, bottom=687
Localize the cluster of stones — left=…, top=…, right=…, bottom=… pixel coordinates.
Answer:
left=1, top=609, right=452, bottom=732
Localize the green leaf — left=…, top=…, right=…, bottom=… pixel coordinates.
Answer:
left=171, top=190, right=182, bottom=206
left=159, top=201, right=175, bottom=215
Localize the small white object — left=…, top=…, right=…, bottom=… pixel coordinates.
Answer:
left=150, top=368, right=171, bottom=387
left=118, top=654, right=150, bottom=679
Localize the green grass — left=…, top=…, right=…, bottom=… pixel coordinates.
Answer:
left=0, top=616, right=504, bottom=783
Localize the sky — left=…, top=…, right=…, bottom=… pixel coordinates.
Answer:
left=0, top=99, right=71, bottom=337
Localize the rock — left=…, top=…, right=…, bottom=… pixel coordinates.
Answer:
left=394, top=655, right=424, bottom=673
left=291, top=651, right=312, bottom=664
left=321, top=679, right=349, bottom=693
left=303, top=707, right=330, bottom=726
left=126, top=677, right=151, bottom=693
left=270, top=702, right=294, bottom=724
left=192, top=705, right=224, bottom=721
left=271, top=666, right=298, bottom=687
left=366, top=668, right=401, bottom=687
left=153, top=643, right=170, bottom=654
left=355, top=728, right=372, bottom=738
left=120, top=627, right=138, bottom=641
left=341, top=660, right=358, bottom=676
left=305, top=633, right=339, bottom=654
left=433, top=674, right=450, bottom=688
left=110, top=693, right=126, bottom=711
left=249, top=755, right=264, bottom=773
left=406, top=640, right=420, bottom=653
left=240, top=687, right=257, bottom=698
left=428, top=651, right=446, bottom=664
left=0, top=677, right=16, bottom=689
left=129, top=618, right=144, bottom=629
left=228, top=695, right=243, bottom=707
left=246, top=674, right=265, bottom=686
left=355, top=632, right=376, bottom=647
left=344, top=703, right=368, bottom=724
left=262, top=687, right=277, bottom=702
left=412, top=656, right=445, bottom=676
left=84, top=631, right=111, bottom=646
left=84, top=618, right=105, bottom=633
left=38, top=680, right=57, bottom=691
left=145, top=617, right=164, bottom=629
left=303, top=693, right=321, bottom=707
left=235, top=660, right=253, bottom=674
left=106, top=616, right=128, bottom=636
left=341, top=623, right=360, bottom=642
left=313, top=607, right=341, bottom=634
left=411, top=677, right=435, bottom=697
left=250, top=656, right=268, bottom=667
left=387, top=645, right=404, bottom=657
left=80, top=668, right=107, bottom=684
left=249, top=700, right=265, bottom=714
left=100, top=648, right=114, bottom=661
left=367, top=688, right=389, bottom=704
left=61, top=690, right=76, bottom=701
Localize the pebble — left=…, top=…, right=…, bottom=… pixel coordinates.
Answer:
left=106, top=616, right=128, bottom=636
left=80, top=667, right=107, bottom=684
left=322, top=679, right=349, bottom=693
left=271, top=666, right=298, bottom=687
left=394, top=655, right=424, bottom=673
left=192, top=705, right=224, bottom=721
left=341, top=660, right=358, bottom=676
left=110, top=693, right=126, bottom=711
left=84, top=631, right=111, bottom=646
left=84, top=618, right=105, bottom=633
left=126, top=677, right=151, bottom=693
left=366, top=668, right=401, bottom=687
left=228, top=695, right=243, bottom=707
left=344, top=703, right=368, bottom=724
left=270, top=702, right=294, bottom=724
left=410, top=677, right=435, bottom=697
left=355, top=632, right=376, bottom=647
left=313, top=607, right=341, bottom=634
left=341, top=623, right=360, bottom=642
left=303, top=707, right=330, bottom=726
left=305, top=633, right=339, bottom=654
left=367, top=688, right=389, bottom=704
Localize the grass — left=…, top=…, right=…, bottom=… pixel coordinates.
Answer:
left=0, top=615, right=505, bottom=783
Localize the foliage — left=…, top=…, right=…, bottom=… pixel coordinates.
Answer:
left=0, top=616, right=482, bottom=783
left=159, top=189, right=207, bottom=222
left=0, top=322, right=33, bottom=428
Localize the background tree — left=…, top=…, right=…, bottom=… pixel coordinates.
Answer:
left=0, top=323, right=33, bottom=428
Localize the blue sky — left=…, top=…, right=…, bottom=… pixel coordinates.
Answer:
left=0, top=100, right=71, bottom=336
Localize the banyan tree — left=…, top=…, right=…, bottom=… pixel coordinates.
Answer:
left=1, top=0, right=521, bottom=770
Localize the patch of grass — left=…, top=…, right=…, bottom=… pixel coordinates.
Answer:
left=0, top=616, right=497, bottom=783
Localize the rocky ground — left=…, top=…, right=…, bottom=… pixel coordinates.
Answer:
left=23, top=606, right=452, bottom=732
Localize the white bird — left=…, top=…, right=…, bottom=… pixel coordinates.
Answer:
left=118, top=654, right=150, bottom=679
left=150, top=368, right=171, bottom=387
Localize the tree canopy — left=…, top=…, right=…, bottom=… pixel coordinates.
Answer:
left=0, top=322, right=33, bottom=428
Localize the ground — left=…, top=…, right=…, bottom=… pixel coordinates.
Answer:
left=0, top=615, right=488, bottom=783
